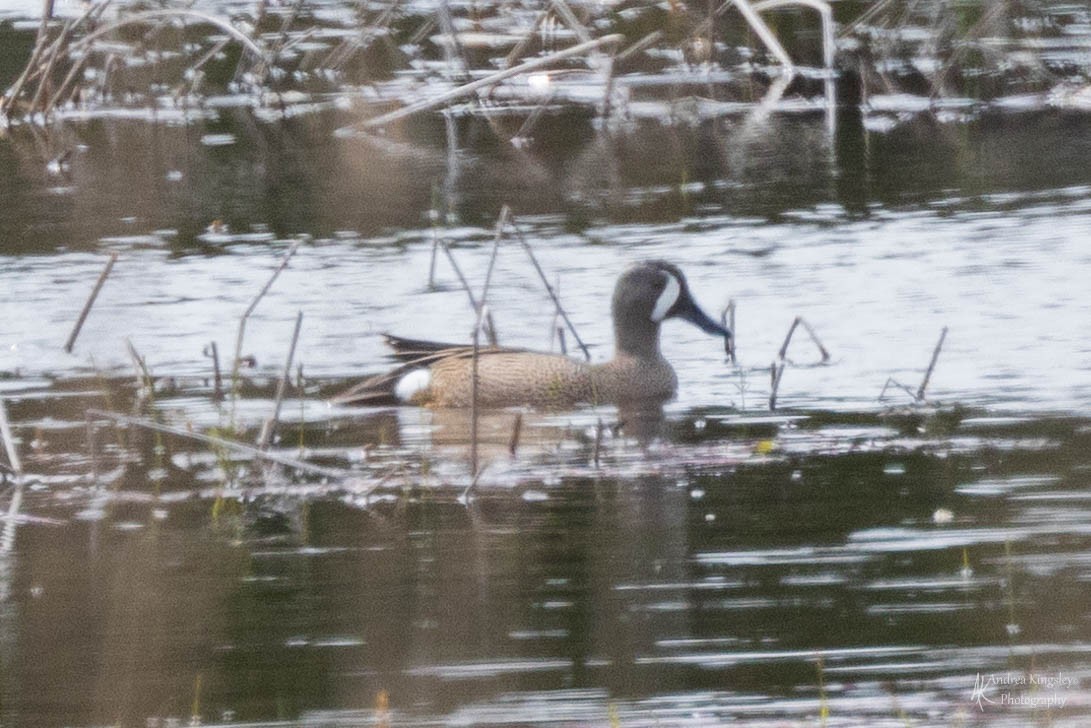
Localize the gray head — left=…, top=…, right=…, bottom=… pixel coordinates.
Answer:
left=611, top=260, right=733, bottom=358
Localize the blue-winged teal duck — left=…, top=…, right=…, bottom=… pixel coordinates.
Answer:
left=332, top=260, right=732, bottom=409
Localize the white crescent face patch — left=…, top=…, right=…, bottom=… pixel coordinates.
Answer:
left=650, top=272, right=681, bottom=323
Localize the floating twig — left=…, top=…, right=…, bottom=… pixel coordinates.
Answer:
left=64, top=251, right=118, bottom=354
left=352, top=34, right=623, bottom=130
left=86, top=409, right=345, bottom=479
left=916, top=326, right=948, bottom=402
left=616, top=31, right=663, bottom=63
left=257, top=311, right=303, bottom=450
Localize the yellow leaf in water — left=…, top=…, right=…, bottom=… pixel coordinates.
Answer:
left=754, top=439, right=776, bottom=454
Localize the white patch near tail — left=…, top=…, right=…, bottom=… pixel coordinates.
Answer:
left=394, top=369, right=432, bottom=403
left=650, top=272, right=681, bottom=322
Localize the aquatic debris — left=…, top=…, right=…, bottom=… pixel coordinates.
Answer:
left=0, top=399, right=24, bottom=554
left=879, top=326, right=949, bottom=404
left=86, top=408, right=346, bottom=480
left=769, top=314, right=830, bottom=410
left=230, top=242, right=300, bottom=427
left=1, top=7, right=269, bottom=122
left=256, top=310, right=304, bottom=451
left=778, top=315, right=831, bottom=364
left=916, top=325, right=948, bottom=402
left=721, top=299, right=737, bottom=364
left=346, top=34, right=624, bottom=131
left=202, top=342, right=225, bottom=402
left=63, top=251, right=118, bottom=354
left=0, top=399, right=23, bottom=479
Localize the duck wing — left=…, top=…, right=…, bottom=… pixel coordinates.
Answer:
left=331, top=337, right=528, bottom=406
left=381, top=333, right=528, bottom=361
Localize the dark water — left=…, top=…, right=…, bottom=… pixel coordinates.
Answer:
left=2, top=2, right=1091, bottom=726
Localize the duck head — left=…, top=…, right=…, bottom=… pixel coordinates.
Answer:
left=612, top=260, right=733, bottom=358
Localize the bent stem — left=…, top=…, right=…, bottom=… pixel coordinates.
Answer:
left=230, top=242, right=300, bottom=430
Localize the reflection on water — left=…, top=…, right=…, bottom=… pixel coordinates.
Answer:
left=1, top=404, right=1090, bottom=726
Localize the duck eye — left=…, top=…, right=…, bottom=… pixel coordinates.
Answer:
left=650, top=272, right=681, bottom=322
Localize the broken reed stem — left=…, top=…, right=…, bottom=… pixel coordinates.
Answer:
left=510, top=220, right=592, bottom=361
left=354, top=34, right=623, bottom=130
left=230, top=241, right=300, bottom=425
left=0, top=400, right=23, bottom=477
left=469, top=307, right=487, bottom=478
left=799, top=318, right=831, bottom=363
left=440, top=241, right=480, bottom=311
left=477, top=205, right=511, bottom=346
left=481, top=206, right=511, bottom=303
left=428, top=207, right=441, bottom=288
left=86, top=408, right=345, bottom=479
left=777, top=316, right=801, bottom=361
left=600, top=53, right=616, bottom=119
left=721, top=299, right=736, bottom=364
left=616, top=31, right=663, bottom=63
left=549, top=275, right=562, bottom=350
left=64, top=251, right=118, bottom=354
left=593, top=418, right=604, bottom=468
left=508, top=412, right=523, bottom=457
left=777, top=315, right=829, bottom=364
left=769, top=361, right=786, bottom=410
left=551, top=0, right=595, bottom=44
left=916, top=326, right=948, bottom=402
left=126, top=338, right=152, bottom=392
left=67, top=9, right=267, bottom=63
left=510, top=76, right=555, bottom=140
left=321, top=0, right=399, bottom=70
left=257, top=310, right=303, bottom=450
left=503, top=7, right=549, bottom=67
left=205, top=341, right=224, bottom=401
left=435, top=0, right=472, bottom=81
left=879, top=377, right=916, bottom=402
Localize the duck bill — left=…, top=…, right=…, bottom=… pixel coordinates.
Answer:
left=673, top=295, right=734, bottom=356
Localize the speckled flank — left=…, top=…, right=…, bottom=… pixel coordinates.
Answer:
left=332, top=261, right=729, bottom=409
left=427, top=352, right=678, bottom=409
